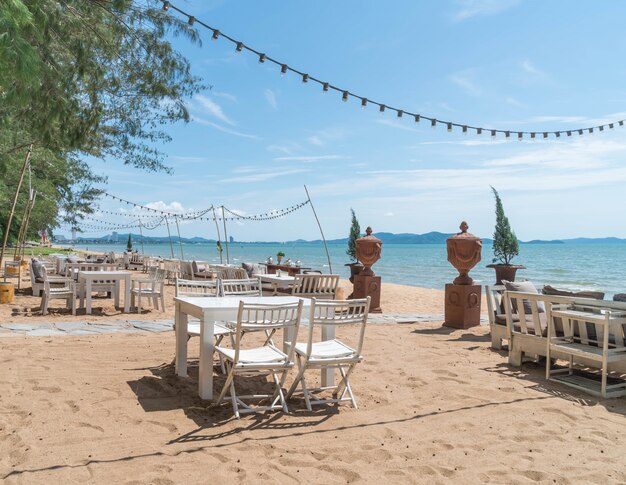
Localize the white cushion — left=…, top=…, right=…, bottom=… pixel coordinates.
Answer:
left=294, top=339, right=356, bottom=359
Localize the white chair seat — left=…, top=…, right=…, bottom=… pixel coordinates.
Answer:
left=187, top=321, right=232, bottom=337
left=217, top=345, right=287, bottom=364
left=294, top=339, right=356, bottom=359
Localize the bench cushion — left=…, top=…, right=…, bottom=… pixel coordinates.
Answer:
left=542, top=285, right=605, bottom=300
left=31, top=259, right=46, bottom=283
left=503, top=280, right=546, bottom=314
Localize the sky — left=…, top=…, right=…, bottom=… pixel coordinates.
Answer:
left=68, top=0, right=626, bottom=242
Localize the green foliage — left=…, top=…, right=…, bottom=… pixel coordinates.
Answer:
left=276, top=251, right=285, bottom=258
left=491, top=187, right=519, bottom=265
left=127, top=233, right=132, bottom=251
left=346, top=208, right=360, bottom=262
left=0, top=0, right=202, bottom=240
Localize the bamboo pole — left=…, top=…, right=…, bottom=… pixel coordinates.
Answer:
left=221, top=206, right=230, bottom=264
left=174, top=216, right=184, bottom=260
left=164, top=216, right=174, bottom=258
left=212, top=207, right=223, bottom=264
left=138, top=219, right=145, bottom=255
left=304, top=185, right=333, bottom=273
left=0, top=144, right=33, bottom=268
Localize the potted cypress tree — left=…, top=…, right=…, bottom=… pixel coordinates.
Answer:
left=126, top=234, right=133, bottom=252
left=345, top=208, right=364, bottom=283
left=486, top=187, right=525, bottom=284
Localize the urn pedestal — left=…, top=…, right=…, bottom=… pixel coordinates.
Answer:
left=444, top=221, right=482, bottom=329
left=444, top=284, right=481, bottom=329
left=353, top=274, right=382, bottom=313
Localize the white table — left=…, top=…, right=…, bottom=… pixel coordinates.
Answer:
left=78, top=270, right=132, bottom=315
left=175, top=295, right=331, bottom=400
left=255, top=273, right=295, bottom=295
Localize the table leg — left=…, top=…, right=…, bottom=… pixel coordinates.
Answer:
left=199, top=309, right=215, bottom=400
left=86, top=279, right=92, bottom=315
left=175, top=301, right=188, bottom=377
left=79, top=281, right=85, bottom=310
left=114, top=281, right=120, bottom=309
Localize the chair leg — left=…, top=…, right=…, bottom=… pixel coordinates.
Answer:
left=229, top=376, right=239, bottom=419
left=216, top=365, right=234, bottom=406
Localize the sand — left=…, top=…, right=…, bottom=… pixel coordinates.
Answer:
left=1, top=269, right=625, bottom=483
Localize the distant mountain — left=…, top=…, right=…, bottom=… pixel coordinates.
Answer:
left=65, top=232, right=626, bottom=245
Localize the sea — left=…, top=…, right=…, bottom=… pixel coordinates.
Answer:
left=67, top=241, right=625, bottom=298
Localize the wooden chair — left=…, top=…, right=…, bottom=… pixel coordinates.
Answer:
left=221, top=278, right=262, bottom=297
left=40, top=272, right=76, bottom=316
left=291, top=274, right=339, bottom=300
left=286, top=297, right=370, bottom=410
left=214, top=300, right=304, bottom=418
left=485, top=285, right=507, bottom=349
left=131, top=268, right=166, bottom=313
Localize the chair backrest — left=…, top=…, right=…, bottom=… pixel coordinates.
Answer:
left=217, top=266, right=248, bottom=280
left=231, top=300, right=304, bottom=364
left=151, top=268, right=167, bottom=283
left=175, top=277, right=221, bottom=297
left=221, top=278, right=262, bottom=296
left=291, top=274, right=340, bottom=299
left=485, top=285, right=506, bottom=326
left=304, top=297, right=370, bottom=357
left=179, top=261, right=194, bottom=279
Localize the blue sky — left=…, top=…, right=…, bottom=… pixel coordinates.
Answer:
left=73, top=0, right=626, bottom=241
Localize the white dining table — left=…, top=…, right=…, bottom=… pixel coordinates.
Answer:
left=175, top=295, right=337, bottom=401
left=255, top=273, right=295, bottom=295
left=78, top=270, right=132, bottom=315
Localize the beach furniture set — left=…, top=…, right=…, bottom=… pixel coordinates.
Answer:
left=487, top=284, right=626, bottom=398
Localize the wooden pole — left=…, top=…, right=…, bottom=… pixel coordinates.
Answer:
left=174, top=216, right=184, bottom=260
left=138, top=219, right=145, bottom=256
left=164, top=216, right=175, bottom=258
left=304, top=185, right=333, bottom=274
left=0, top=144, right=33, bottom=267
left=212, top=207, right=223, bottom=264
left=221, top=206, right=230, bottom=265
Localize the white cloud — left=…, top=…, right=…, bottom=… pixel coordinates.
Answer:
left=212, top=91, right=238, bottom=103
left=384, top=212, right=394, bottom=217
left=449, top=71, right=482, bottom=97
left=519, top=59, right=543, bottom=76
left=264, top=89, right=278, bottom=110
left=144, top=201, right=189, bottom=213
left=194, top=95, right=235, bottom=126
left=308, top=136, right=324, bottom=146
left=451, top=0, right=520, bottom=21
left=219, top=168, right=310, bottom=183
left=192, top=117, right=260, bottom=140
left=376, top=118, right=421, bottom=133
left=274, top=155, right=348, bottom=163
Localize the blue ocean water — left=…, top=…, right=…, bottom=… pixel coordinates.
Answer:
left=70, top=241, right=625, bottom=297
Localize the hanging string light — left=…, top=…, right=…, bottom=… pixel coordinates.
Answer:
left=160, top=0, right=625, bottom=140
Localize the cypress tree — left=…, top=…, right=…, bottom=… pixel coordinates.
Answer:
left=491, top=187, right=519, bottom=264
left=346, top=208, right=360, bottom=262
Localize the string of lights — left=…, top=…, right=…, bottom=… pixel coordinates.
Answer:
left=160, top=0, right=625, bottom=140
left=102, top=193, right=310, bottom=222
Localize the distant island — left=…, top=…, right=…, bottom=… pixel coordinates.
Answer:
left=56, top=232, right=626, bottom=245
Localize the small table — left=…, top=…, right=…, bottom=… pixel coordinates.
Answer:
left=78, top=270, right=132, bottom=315
left=175, top=296, right=325, bottom=400
left=260, top=263, right=311, bottom=277
left=255, top=273, right=295, bottom=295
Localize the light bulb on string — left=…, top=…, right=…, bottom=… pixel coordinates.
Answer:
left=555, top=132, right=561, bottom=138
left=162, top=2, right=170, bottom=11
left=609, top=123, right=614, bottom=129
left=505, top=131, right=510, bottom=138
left=447, top=122, right=452, bottom=132
left=567, top=131, right=572, bottom=137
left=212, top=29, right=220, bottom=40
left=531, top=132, right=536, bottom=139
left=599, top=125, right=604, bottom=131
left=431, top=119, right=437, bottom=128
left=414, top=114, right=420, bottom=123
left=280, top=64, right=288, bottom=77
left=342, top=91, right=349, bottom=102
left=476, top=128, right=482, bottom=135
left=518, top=132, right=523, bottom=140
left=235, top=42, right=243, bottom=52
left=302, top=73, right=308, bottom=83
left=620, top=121, right=624, bottom=126
left=379, top=104, right=385, bottom=113
left=543, top=132, right=548, bottom=138
left=188, top=16, right=195, bottom=26
left=360, top=98, right=367, bottom=108
left=462, top=125, right=467, bottom=134
left=491, top=130, right=496, bottom=138
left=589, top=127, right=594, bottom=134
left=322, top=82, right=329, bottom=92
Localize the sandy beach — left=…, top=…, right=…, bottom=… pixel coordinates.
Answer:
left=1, top=271, right=626, bottom=484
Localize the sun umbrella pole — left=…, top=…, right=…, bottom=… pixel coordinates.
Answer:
left=174, top=215, right=184, bottom=260
left=138, top=219, right=145, bottom=256
left=304, top=185, right=333, bottom=274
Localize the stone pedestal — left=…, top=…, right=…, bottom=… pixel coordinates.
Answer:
left=444, top=283, right=481, bottom=329
left=353, top=274, right=382, bottom=313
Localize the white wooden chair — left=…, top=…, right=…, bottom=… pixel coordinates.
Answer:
left=286, top=297, right=370, bottom=410
left=29, top=259, right=46, bottom=297
left=40, top=272, right=76, bottom=316
left=485, top=285, right=507, bottom=349
left=291, top=274, right=340, bottom=300
left=131, top=268, right=166, bottom=313
left=3, top=260, right=22, bottom=290
left=214, top=300, right=304, bottom=418
left=221, top=278, right=262, bottom=297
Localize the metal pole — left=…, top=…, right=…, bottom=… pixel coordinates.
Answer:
left=221, top=206, right=230, bottom=265
left=164, top=216, right=175, bottom=258
left=212, top=207, right=223, bottom=264
left=174, top=216, right=184, bottom=260
left=304, top=185, right=333, bottom=273
left=0, top=144, right=33, bottom=267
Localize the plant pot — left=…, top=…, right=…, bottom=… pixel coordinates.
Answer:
left=345, top=262, right=364, bottom=284
left=276, top=256, right=283, bottom=264
left=486, top=264, right=526, bottom=285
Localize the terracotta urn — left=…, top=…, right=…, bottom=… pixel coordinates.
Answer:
left=446, top=221, right=482, bottom=285
left=355, top=227, right=382, bottom=277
